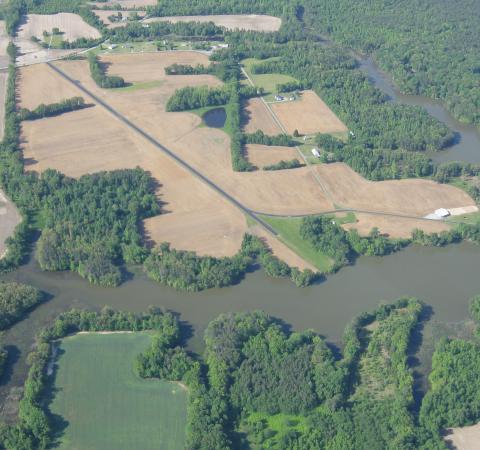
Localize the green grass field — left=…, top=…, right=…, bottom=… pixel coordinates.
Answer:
left=259, top=215, right=333, bottom=272
left=112, top=80, right=164, bottom=93
left=242, top=58, right=298, bottom=100
left=49, top=333, right=187, bottom=450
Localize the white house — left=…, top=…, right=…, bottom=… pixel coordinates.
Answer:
left=274, top=95, right=284, bottom=101
left=434, top=208, right=450, bottom=217
left=311, top=148, right=321, bottom=158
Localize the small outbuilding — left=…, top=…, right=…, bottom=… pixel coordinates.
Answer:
left=434, top=208, right=450, bottom=217
left=311, top=148, right=320, bottom=158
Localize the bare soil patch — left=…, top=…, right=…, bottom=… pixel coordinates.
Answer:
left=17, top=14, right=101, bottom=42
left=342, top=213, right=451, bottom=239
left=270, top=90, right=348, bottom=135
left=316, top=163, right=475, bottom=217
left=90, top=0, right=157, bottom=8
left=144, top=14, right=282, bottom=32
left=246, top=144, right=298, bottom=168
left=444, top=422, right=480, bottom=450
left=242, top=98, right=282, bottom=135
left=249, top=225, right=316, bottom=271
left=93, top=10, right=146, bottom=28
left=18, top=63, right=85, bottom=109
left=0, top=190, right=22, bottom=259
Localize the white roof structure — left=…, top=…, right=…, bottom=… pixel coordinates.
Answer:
left=311, top=148, right=320, bottom=158
left=434, top=208, right=450, bottom=217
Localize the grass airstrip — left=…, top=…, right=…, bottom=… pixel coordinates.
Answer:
left=48, top=333, right=187, bottom=450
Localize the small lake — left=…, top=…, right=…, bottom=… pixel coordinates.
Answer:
left=202, top=107, right=226, bottom=128
left=359, top=57, right=480, bottom=164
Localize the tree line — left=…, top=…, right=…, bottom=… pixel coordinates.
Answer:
left=88, top=53, right=125, bottom=89
left=18, top=97, right=87, bottom=121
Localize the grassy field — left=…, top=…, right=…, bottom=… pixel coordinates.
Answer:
left=49, top=333, right=187, bottom=450
left=448, top=211, right=480, bottom=225
left=242, top=58, right=298, bottom=101
left=112, top=80, right=164, bottom=92
left=258, top=214, right=334, bottom=272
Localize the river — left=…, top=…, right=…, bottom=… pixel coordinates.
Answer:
left=359, top=57, right=480, bottom=163
left=1, top=241, right=480, bottom=415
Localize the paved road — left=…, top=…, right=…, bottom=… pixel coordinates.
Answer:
left=47, top=61, right=279, bottom=236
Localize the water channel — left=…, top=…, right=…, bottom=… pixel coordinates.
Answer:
left=2, top=53, right=480, bottom=416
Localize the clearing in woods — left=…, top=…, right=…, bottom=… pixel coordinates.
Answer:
left=144, top=15, right=282, bottom=32
left=48, top=333, right=187, bottom=450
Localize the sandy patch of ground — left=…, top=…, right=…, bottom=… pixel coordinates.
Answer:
left=21, top=62, right=246, bottom=257
left=342, top=213, right=451, bottom=238
left=93, top=10, right=146, bottom=28
left=17, top=14, right=101, bottom=42
left=90, top=0, right=156, bottom=8
left=270, top=90, right=348, bottom=135
left=246, top=144, right=298, bottom=168
left=242, top=98, right=282, bottom=135
left=0, top=190, right=22, bottom=259
left=144, top=15, right=282, bottom=32
left=316, top=163, right=475, bottom=217
left=18, top=63, right=85, bottom=109
left=449, top=206, right=479, bottom=216
left=249, top=225, right=316, bottom=271
left=444, top=422, right=480, bottom=450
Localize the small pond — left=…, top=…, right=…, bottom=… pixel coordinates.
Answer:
left=203, top=107, right=226, bottom=128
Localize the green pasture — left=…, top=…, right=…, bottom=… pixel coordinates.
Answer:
left=48, top=333, right=187, bottom=450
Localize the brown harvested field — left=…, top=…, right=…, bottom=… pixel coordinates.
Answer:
left=316, top=162, right=476, bottom=217
left=342, top=213, right=451, bottom=238
left=93, top=10, right=146, bottom=28
left=0, top=21, right=9, bottom=68
left=246, top=144, right=298, bottom=168
left=0, top=190, right=22, bottom=259
left=249, top=225, right=316, bottom=271
left=21, top=61, right=247, bottom=257
left=17, top=13, right=101, bottom=42
left=242, top=98, right=282, bottom=135
left=90, top=0, right=156, bottom=8
left=444, top=423, right=480, bottom=450
left=0, top=21, right=9, bottom=138
left=270, top=90, right=348, bottom=135
left=18, top=63, right=85, bottom=109
left=144, top=14, right=282, bottom=32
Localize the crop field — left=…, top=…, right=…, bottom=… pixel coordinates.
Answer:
left=270, top=90, right=348, bottom=135
left=246, top=144, right=298, bottom=168
left=0, top=190, right=22, bottom=259
left=242, top=98, right=283, bottom=135
left=315, top=162, right=476, bottom=217
left=49, top=333, right=187, bottom=450
left=145, top=14, right=282, bottom=32
left=17, top=13, right=101, bottom=42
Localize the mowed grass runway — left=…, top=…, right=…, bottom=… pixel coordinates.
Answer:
left=49, top=333, right=187, bottom=450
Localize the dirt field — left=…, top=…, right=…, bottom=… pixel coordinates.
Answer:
left=242, top=98, right=282, bottom=135
left=342, top=213, right=451, bottom=238
left=93, top=10, right=146, bottom=28
left=270, top=90, right=348, bottom=135
left=21, top=52, right=476, bottom=257
left=18, top=63, right=85, bottom=109
left=0, top=21, right=9, bottom=68
left=21, top=60, right=247, bottom=258
left=0, top=190, right=22, bottom=259
left=144, top=15, right=282, bottom=32
left=0, top=21, right=9, bottom=139
left=249, top=225, right=316, bottom=271
left=246, top=144, right=298, bottom=168
left=90, top=0, right=157, bottom=8
left=17, top=14, right=101, bottom=42
left=444, top=422, right=480, bottom=450
left=316, top=163, right=475, bottom=217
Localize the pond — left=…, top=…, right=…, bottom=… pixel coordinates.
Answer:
left=359, top=56, right=480, bottom=164
left=202, top=107, right=226, bottom=128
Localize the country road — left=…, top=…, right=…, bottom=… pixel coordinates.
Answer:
left=47, top=61, right=450, bottom=238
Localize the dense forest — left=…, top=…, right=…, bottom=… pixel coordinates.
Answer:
left=5, top=297, right=480, bottom=449
left=0, top=282, right=42, bottom=330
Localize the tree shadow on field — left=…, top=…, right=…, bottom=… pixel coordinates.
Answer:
left=240, top=99, right=252, bottom=130
left=43, top=346, right=70, bottom=447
